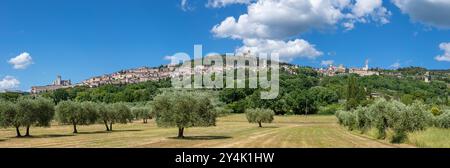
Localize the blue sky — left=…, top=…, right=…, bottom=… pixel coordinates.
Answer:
left=0, top=0, right=449, bottom=91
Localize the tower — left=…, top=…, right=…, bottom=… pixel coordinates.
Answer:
left=54, top=75, right=62, bottom=85
left=363, top=59, right=369, bottom=71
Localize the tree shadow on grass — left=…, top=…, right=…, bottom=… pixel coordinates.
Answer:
left=12, top=134, right=75, bottom=139
left=168, top=136, right=232, bottom=141
left=260, top=126, right=279, bottom=129
left=77, top=129, right=143, bottom=135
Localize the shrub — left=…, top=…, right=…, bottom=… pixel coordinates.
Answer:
left=245, top=108, right=275, bottom=127
left=318, top=104, right=342, bottom=115
left=354, top=106, right=371, bottom=133
left=337, top=110, right=356, bottom=131
left=430, top=106, right=443, bottom=116
left=366, top=99, right=396, bottom=139
left=435, top=110, right=450, bottom=128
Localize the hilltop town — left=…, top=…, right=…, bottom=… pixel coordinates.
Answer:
left=31, top=57, right=439, bottom=94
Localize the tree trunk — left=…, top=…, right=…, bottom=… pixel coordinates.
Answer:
left=25, top=125, right=31, bottom=137
left=73, top=123, right=78, bottom=133
left=104, top=121, right=110, bottom=131
left=258, top=122, right=262, bottom=128
left=178, top=127, right=184, bottom=138
left=110, top=123, right=113, bottom=131
left=143, top=119, right=146, bottom=124
left=15, top=126, right=22, bottom=137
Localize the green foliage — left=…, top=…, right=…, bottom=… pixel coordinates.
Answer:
left=286, top=90, right=318, bottom=115
left=56, top=100, right=96, bottom=133
left=33, top=98, right=56, bottom=127
left=318, top=104, right=343, bottom=115
left=401, top=94, right=414, bottom=105
left=0, top=92, right=23, bottom=101
left=0, top=98, right=55, bottom=136
left=430, top=106, right=443, bottom=116
left=354, top=106, right=371, bottom=133
left=16, top=98, right=55, bottom=136
left=132, top=106, right=154, bottom=123
left=96, top=103, right=112, bottom=131
left=435, top=110, right=450, bottom=128
left=106, top=103, right=133, bottom=130
left=153, top=91, right=217, bottom=138
left=245, top=108, right=275, bottom=127
left=337, top=99, right=433, bottom=143
left=308, top=86, right=339, bottom=106
left=0, top=101, right=19, bottom=128
left=345, top=76, right=367, bottom=110
left=336, top=110, right=356, bottom=130
left=42, top=80, right=171, bottom=104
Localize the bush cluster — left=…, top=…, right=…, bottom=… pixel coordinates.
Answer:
left=435, top=110, right=450, bottom=128
left=337, top=99, right=433, bottom=143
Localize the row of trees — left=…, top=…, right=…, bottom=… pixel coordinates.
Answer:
left=0, top=98, right=55, bottom=137
left=41, top=79, right=171, bottom=104
left=1, top=90, right=280, bottom=139
left=336, top=99, right=449, bottom=143
left=55, top=101, right=135, bottom=133
left=0, top=98, right=139, bottom=137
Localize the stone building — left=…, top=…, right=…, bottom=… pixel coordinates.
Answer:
left=31, top=76, right=73, bottom=94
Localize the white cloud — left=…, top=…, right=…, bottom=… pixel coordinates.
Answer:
left=435, top=42, right=450, bottom=62
left=392, top=0, right=450, bottom=29
left=181, top=0, right=193, bottom=11
left=211, top=0, right=390, bottom=62
left=8, top=52, right=33, bottom=69
left=236, top=38, right=323, bottom=62
left=0, top=76, right=20, bottom=92
left=321, top=60, right=335, bottom=66
left=390, top=62, right=401, bottom=69
left=207, top=0, right=253, bottom=8
left=212, top=0, right=391, bottom=39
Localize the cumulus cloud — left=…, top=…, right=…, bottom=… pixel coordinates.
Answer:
left=321, top=60, right=335, bottom=66
left=0, top=76, right=20, bottom=92
left=8, top=52, right=33, bottom=69
left=207, top=0, right=253, bottom=8
left=435, top=42, right=450, bottom=62
left=211, top=0, right=390, bottom=62
left=212, top=0, right=390, bottom=39
left=390, top=62, right=401, bottom=69
left=236, top=38, right=323, bottom=62
left=392, top=0, right=450, bottom=29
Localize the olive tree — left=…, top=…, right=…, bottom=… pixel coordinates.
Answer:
left=56, top=101, right=97, bottom=133
left=105, top=103, right=133, bottom=131
left=96, top=103, right=112, bottom=131
left=345, top=99, right=432, bottom=143
left=14, top=98, right=55, bottom=137
left=153, top=91, right=217, bottom=138
left=0, top=101, right=22, bottom=137
left=245, top=108, right=275, bottom=128
left=132, top=106, right=153, bottom=124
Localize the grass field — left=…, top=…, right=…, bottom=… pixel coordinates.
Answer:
left=0, top=114, right=446, bottom=148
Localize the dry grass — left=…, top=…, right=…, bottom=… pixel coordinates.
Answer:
left=0, top=114, right=412, bottom=148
